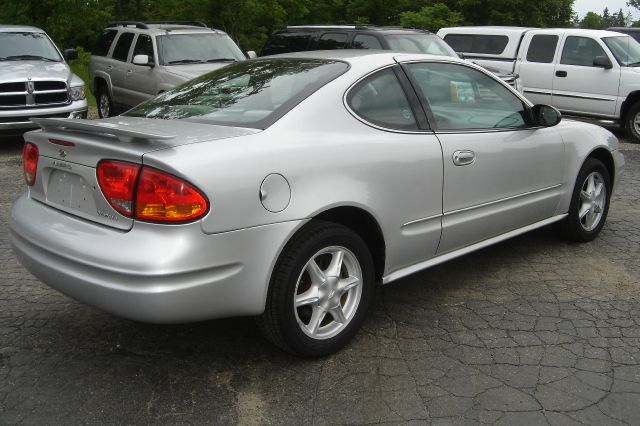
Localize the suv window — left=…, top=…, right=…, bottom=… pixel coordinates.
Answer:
left=443, top=34, right=509, bottom=55
left=317, top=33, right=348, bottom=50
left=262, top=32, right=311, bottom=55
left=353, top=34, right=383, bottom=49
left=560, top=36, right=607, bottom=67
left=157, top=33, right=245, bottom=65
left=526, top=35, right=558, bottom=63
left=133, top=34, right=154, bottom=62
left=406, top=62, right=527, bottom=130
left=94, top=29, right=117, bottom=57
left=112, top=32, right=134, bottom=62
left=346, top=68, right=418, bottom=131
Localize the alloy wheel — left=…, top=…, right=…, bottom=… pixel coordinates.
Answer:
left=578, top=171, right=606, bottom=232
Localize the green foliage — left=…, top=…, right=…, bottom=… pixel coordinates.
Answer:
left=580, top=8, right=627, bottom=29
left=67, top=47, right=97, bottom=107
left=0, top=0, right=578, bottom=53
left=399, top=4, right=463, bottom=32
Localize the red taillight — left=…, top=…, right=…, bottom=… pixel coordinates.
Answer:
left=23, top=143, right=39, bottom=186
left=136, top=167, right=208, bottom=222
left=96, top=160, right=208, bottom=223
left=97, top=160, right=141, bottom=217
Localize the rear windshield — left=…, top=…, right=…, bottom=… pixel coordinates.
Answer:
left=125, top=58, right=349, bottom=129
left=157, top=33, right=245, bottom=65
left=443, top=34, right=509, bottom=55
left=0, top=32, right=62, bottom=62
left=262, top=32, right=312, bottom=56
left=386, top=34, right=458, bottom=57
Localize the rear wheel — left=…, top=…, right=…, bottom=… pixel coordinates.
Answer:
left=258, top=221, right=375, bottom=357
left=97, top=86, right=113, bottom=118
left=625, top=101, right=640, bottom=142
left=557, top=158, right=611, bottom=242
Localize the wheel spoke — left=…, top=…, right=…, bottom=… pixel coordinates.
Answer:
left=295, top=287, right=319, bottom=307
left=586, top=174, right=595, bottom=194
left=328, top=305, right=348, bottom=324
left=307, top=307, right=326, bottom=335
left=306, top=259, right=326, bottom=284
left=326, top=249, right=345, bottom=277
left=579, top=204, right=590, bottom=219
left=580, top=190, right=590, bottom=202
left=594, top=182, right=604, bottom=198
left=337, top=276, right=360, bottom=294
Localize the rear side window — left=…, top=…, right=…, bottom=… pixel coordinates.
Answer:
left=94, top=29, right=117, bottom=57
left=526, top=35, right=558, bottom=63
left=560, top=36, right=607, bottom=67
left=443, top=34, right=509, bottom=55
left=353, top=34, right=383, bottom=49
left=112, top=32, right=134, bottom=61
left=262, top=33, right=311, bottom=55
left=346, top=68, right=418, bottom=131
left=317, top=33, right=349, bottom=50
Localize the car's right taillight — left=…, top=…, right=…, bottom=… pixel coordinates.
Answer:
left=97, top=160, right=141, bottom=217
left=96, top=160, right=208, bottom=223
left=23, top=143, right=39, bottom=186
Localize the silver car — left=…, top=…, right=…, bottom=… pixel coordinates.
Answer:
left=9, top=51, right=624, bottom=356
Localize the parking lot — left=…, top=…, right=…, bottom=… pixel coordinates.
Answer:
left=1, top=127, right=639, bottom=425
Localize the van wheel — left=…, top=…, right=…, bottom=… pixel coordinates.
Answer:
left=258, top=221, right=375, bottom=357
left=97, top=87, right=113, bottom=118
left=625, top=101, right=640, bottom=142
left=556, top=158, right=611, bottom=242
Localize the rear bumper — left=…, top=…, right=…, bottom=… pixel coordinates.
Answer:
left=9, top=194, right=303, bottom=323
left=0, top=100, right=88, bottom=132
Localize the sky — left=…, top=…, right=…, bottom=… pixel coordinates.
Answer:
left=574, top=0, right=640, bottom=20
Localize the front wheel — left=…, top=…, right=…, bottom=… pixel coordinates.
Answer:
left=97, top=87, right=113, bottom=118
left=625, top=101, right=640, bottom=142
left=557, top=158, right=611, bottom=242
left=258, top=221, right=375, bottom=357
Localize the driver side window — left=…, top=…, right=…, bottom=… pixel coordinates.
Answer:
left=406, top=62, right=528, bottom=130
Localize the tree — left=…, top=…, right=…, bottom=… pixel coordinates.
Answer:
left=580, top=11, right=604, bottom=29
left=399, top=3, right=463, bottom=32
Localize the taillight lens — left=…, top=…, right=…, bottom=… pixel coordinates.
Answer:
left=136, top=167, right=208, bottom=222
left=96, top=160, right=208, bottom=223
left=97, top=160, right=141, bottom=217
left=23, top=143, right=39, bottom=186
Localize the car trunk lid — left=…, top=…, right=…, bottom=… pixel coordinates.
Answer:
left=24, top=117, right=259, bottom=230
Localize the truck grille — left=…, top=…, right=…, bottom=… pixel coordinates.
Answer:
left=0, top=80, right=69, bottom=108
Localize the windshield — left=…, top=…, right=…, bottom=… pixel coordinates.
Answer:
left=157, top=33, right=246, bottom=65
left=125, top=58, right=349, bottom=128
left=0, top=32, right=62, bottom=62
left=603, top=36, right=640, bottom=66
left=386, top=34, right=458, bottom=57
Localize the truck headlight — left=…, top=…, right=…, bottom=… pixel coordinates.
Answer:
left=69, top=85, right=86, bottom=101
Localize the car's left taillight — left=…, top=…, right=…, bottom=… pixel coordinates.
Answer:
left=23, top=143, right=39, bottom=186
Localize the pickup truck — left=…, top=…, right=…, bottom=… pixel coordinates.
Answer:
left=437, top=27, right=640, bottom=141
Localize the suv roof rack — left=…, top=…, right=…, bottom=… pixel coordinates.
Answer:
left=285, top=24, right=429, bottom=32
left=107, top=20, right=208, bottom=29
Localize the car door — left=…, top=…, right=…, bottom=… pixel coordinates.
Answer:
left=124, top=34, right=158, bottom=107
left=402, top=61, right=565, bottom=255
left=518, top=33, right=560, bottom=105
left=552, top=35, right=621, bottom=116
left=109, top=31, right=135, bottom=108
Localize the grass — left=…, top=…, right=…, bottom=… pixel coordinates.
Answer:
left=68, top=48, right=96, bottom=108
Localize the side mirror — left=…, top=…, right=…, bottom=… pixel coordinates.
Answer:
left=246, top=50, right=257, bottom=59
left=64, top=48, right=78, bottom=61
left=132, top=54, right=152, bottom=66
left=593, top=55, right=613, bottom=69
left=532, top=104, right=562, bottom=127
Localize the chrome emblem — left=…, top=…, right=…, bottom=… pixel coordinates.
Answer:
left=58, top=149, right=67, bottom=158
left=26, top=80, right=34, bottom=94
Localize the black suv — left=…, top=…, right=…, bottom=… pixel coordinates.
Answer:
left=262, top=25, right=458, bottom=57
left=261, top=25, right=522, bottom=92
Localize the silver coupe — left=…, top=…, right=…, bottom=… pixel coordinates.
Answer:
left=9, top=51, right=624, bottom=356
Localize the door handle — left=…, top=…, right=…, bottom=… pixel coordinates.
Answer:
left=127, top=70, right=133, bottom=74
left=555, top=70, right=567, bottom=77
left=106, top=65, right=112, bottom=70
left=452, top=150, right=476, bottom=166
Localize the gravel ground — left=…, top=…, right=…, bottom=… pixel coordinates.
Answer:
left=0, top=118, right=639, bottom=425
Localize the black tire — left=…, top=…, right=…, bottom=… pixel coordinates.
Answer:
left=258, top=220, right=375, bottom=357
left=97, top=86, right=113, bottom=118
left=557, top=158, right=611, bottom=242
left=625, top=101, right=640, bottom=143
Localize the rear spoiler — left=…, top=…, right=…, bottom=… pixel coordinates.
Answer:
left=31, top=118, right=175, bottom=142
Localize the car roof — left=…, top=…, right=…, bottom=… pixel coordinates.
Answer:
left=0, top=25, right=45, bottom=33
left=439, top=26, right=535, bottom=35
left=280, top=25, right=434, bottom=34
left=608, top=27, right=640, bottom=32
left=264, top=49, right=466, bottom=65
left=529, top=28, right=627, bottom=38
left=106, top=22, right=227, bottom=35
